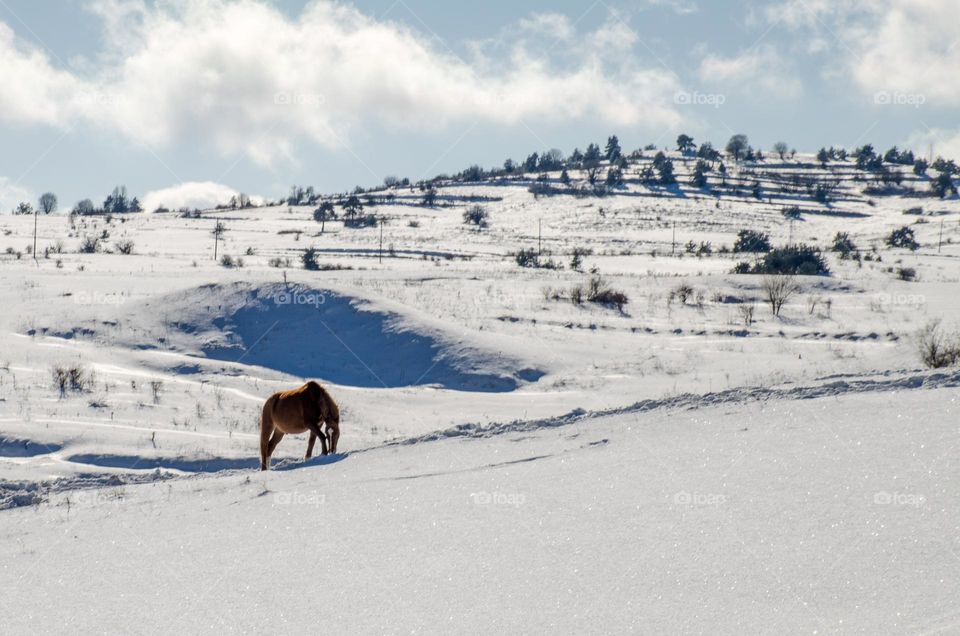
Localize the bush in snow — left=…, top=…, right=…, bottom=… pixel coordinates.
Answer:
left=886, top=226, right=919, bottom=251
left=917, top=320, right=960, bottom=369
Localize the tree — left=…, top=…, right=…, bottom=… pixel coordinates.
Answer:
left=503, top=159, right=516, bottom=174
left=932, top=172, right=958, bottom=199
left=773, top=142, right=789, bottom=160
left=816, top=148, right=830, bottom=167
left=697, top=142, right=721, bottom=162
left=887, top=226, right=919, bottom=250
left=604, top=136, right=622, bottom=162
left=653, top=152, right=676, bottom=185
left=13, top=202, right=32, bottom=215
left=314, top=201, right=335, bottom=232
left=103, top=186, right=129, bottom=213
left=854, top=144, right=879, bottom=170
left=677, top=134, right=696, bottom=155
left=212, top=221, right=226, bottom=260
left=733, top=229, right=771, bottom=253
left=586, top=165, right=602, bottom=186
left=583, top=143, right=602, bottom=166
left=726, top=134, right=749, bottom=161
left=422, top=186, right=437, bottom=207
left=914, top=159, right=929, bottom=176
left=128, top=197, right=142, bottom=213
left=606, top=167, right=624, bottom=187
left=72, top=199, right=96, bottom=216
left=38, top=192, right=57, bottom=215
left=560, top=169, right=571, bottom=186
left=522, top=153, right=539, bottom=173
left=690, top=160, right=710, bottom=188
left=342, top=195, right=363, bottom=218
left=763, top=274, right=800, bottom=317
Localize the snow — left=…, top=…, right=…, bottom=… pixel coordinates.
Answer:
left=1, top=153, right=959, bottom=633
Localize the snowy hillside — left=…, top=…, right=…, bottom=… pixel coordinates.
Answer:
left=2, top=151, right=960, bottom=633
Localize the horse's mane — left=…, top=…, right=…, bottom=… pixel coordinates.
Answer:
left=306, top=380, right=339, bottom=421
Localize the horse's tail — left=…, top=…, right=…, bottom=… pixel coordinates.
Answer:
left=260, top=395, right=276, bottom=432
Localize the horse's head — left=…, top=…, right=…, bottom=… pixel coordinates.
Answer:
left=308, top=381, right=341, bottom=454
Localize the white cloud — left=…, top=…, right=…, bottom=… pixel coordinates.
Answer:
left=0, top=177, right=33, bottom=214
left=766, top=0, right=960, bottom=106
left=906, top=128, right=960, bottom=162
left=697, top=45, right=802, bottom=98
left=0, top=1, right=684, bottom=166
left=142, top=181, right=263, bottom=213
left=0, top=24, right=83, bottom=127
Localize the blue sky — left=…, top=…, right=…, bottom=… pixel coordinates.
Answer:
left=0, top=0, right=957, bottom=212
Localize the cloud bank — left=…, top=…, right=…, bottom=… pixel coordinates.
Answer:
left=141, top=181, right=263, bottom=213
left=0, top=1, right=684, bottom=167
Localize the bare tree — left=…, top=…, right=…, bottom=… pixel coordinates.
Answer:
left=212, top=221, right=226, bottom=261
left=773, top=142, right=789, bottom=160
left=917, top=320, right=960, bottom=368
left=762, top=274, right=800, bottom=317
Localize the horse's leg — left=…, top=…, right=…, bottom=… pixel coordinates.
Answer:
left=307, top=422, right=329, bottom=456
left=328, top=426, right=340, bottom=455
left=306, top=431, right=317, bottom=459
left=267, top=430, right=285, bottom=455
left=259, top=410, right=274, bottom=471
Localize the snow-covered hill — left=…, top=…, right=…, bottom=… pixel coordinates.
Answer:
left=1, top=152, right=959, bottom=633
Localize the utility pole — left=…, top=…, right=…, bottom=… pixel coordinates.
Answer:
left=538, top=219, right=542, bottom=257
left=32, top=206, right=38, bottom=261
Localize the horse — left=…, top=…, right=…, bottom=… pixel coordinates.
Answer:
left=259, top=381, right=340, bottom=471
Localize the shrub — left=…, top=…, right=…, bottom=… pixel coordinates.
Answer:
left=732, top=261, right=751, bottom=274
left=52, top=364, right=94, bottom=397
left=269, top=257, right=291, bottom=268
left=78, top=235, right=101, bottom=254
left=781, top=206, right=802, bottom=220
left=220, top=254, right=236, bottom=268
left=343, top=214, right=379, bottom=229
left=917, top=321, right=960, bottom=368
left=462, top=205, right=489, bottom=228
left=733, top=230, right=771, bottom=253
left=302, top=247, right=320, bottom=271
left=670, top=283, right=695, bottom=305
left=753, top=244, right=830, bottom=276
left=887, top=226, right=919, bottom=250
left=832, top=232, right=857, bottom=256
left=115, top=240, right=135, bottom=255
left=573, top=274, right=628, bottom=311
left=896, top=267, right=917, bottom=282
left=762, top=274, right=800, bottom=317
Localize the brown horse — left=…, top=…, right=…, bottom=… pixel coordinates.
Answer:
left=259, top=381, right=340, bottom=471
